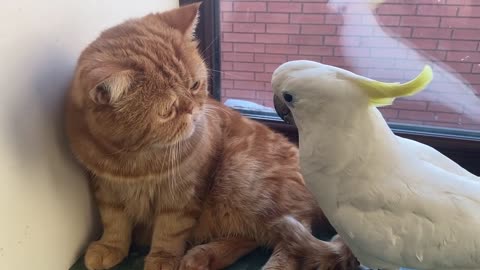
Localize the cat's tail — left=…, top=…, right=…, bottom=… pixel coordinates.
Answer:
left=272, top=215, right=359, bottom=269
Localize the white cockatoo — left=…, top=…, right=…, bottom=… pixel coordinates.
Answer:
left=271, top=60, right=480, bottom=270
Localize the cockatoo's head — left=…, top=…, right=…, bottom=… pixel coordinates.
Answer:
left=272, top=60, right=433, bottom=128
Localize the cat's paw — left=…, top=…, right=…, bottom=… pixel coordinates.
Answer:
left=179, top=247, right=211, bottom=270
left=329, top=235, right=360, bottom=270
left=144, top=253, right=181, bottom=270
left=84, top=241, right=127, bottom=270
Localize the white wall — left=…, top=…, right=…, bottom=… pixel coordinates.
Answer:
left=0, top=1, right=178, bottom=269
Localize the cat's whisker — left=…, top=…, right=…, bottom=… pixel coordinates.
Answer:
left=206, top=68, right=255, bottom=81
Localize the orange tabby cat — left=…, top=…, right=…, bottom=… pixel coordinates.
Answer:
left=65, top=3, right=357, bottom=270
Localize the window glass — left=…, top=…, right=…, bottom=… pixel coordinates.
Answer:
left=219, top=0, right=480, bottom=135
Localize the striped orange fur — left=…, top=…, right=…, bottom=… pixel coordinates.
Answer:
left=64, top=3, right=358, bottom=270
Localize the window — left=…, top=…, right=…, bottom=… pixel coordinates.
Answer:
left=199, top=0, right=479, bottom=140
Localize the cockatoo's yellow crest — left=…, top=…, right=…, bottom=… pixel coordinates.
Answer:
left=349, top=65, right=433, bottom=107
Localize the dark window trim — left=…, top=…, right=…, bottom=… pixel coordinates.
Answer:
left=180, top=0, right=221, bottom=100
left=181, top=0, right=480, bottom=175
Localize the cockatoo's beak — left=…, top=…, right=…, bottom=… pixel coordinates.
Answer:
left=273, top=94, right=295, bottom=125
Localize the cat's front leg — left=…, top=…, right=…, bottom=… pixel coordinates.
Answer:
left=85, top=183, right=132, bottom=270
left=145, top=211, right=197, bottom=270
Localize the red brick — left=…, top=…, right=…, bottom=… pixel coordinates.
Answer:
left=401, top=16, right=440, bottom=27
left=225, top=89, right=255, bottom=99
left=447, top=52, right=480, bottom=62
left=340, top=26, right=373, bottom=36
left=233, top=2, right=266, bottom=12
left=473, top=64, right=480, bottom=73
left=360, top=37, right=399, bottom=48
left=223, top=52, right=254, bottom=62
left=265, top=63, right=281, bottom=72
left=254, top=54, right=287, bottom=63
left=436, top=113, right=461, bottom=123
left=364, top=15, right=400, bottom=26
left=222, top=79, right=234, bottom=89
left=256, top=91, right=274, bottom=100
left=458, top=6, right=480, bottom=16
left=354, top=58, right=396, bottom=68
left=255, top=72, right=274, bottom=82
left=268, top=2, right=302, bottom=13
left=222, top=23, right=233, bottom=32
left=299, top=46, right=333, bottom=56
left=367, top=69, right=405, bottom=81
left=233, top=43, right=265, bottom=53
left=447, top=0, right=480, bottom=5
left=398, top=111, right=435, bottom=121
left=452, top=29, right=480, bottom=40
left=461, top=73, right=480, bottom=84
left=255, top=13, right=289, bottom=23
left=409, top=49, right=446, bottom=61
left=379, top=108, right=399, bottom=118
left=223, top=12, right=255, bottom=22
left=223, top=33, right=254, bottom=43
left=291, top=14, right=325, bottom=24
left=300, top=25, right=335, bottom=36
left=374, top=26, right=412, bottom=38
left=461, top=114, right=480, bottom=125
left=438, top=40, right=478, bottom=51
left=266, top=24, right=300, bottom=34
left=325, top=36, right=360, bottom=46
left=233, top=23, right=265, bottom=33
left=325, top=14, right=343, bottom=25
left=287, top=55, right=323, bottom=62
left=265, top=44, right=298, bottom=54
left=372, top=48, right=407, bottom=58
left=302, top=3, right=334, bottom=14
left=233, top=62, right=264, bottom=72
left=330, top=14, right=370, bottom=25
left=391, top=100, right=428, bottom=110
left=417, top=5, right=459, bottom=16
left=412, top=28, right=452, bottom=39
left=334, top=47, right=370, bottom=57
left=222, top=61, right=233, bottom=70
left=289, top=35, right=323, bottom=45
left=222, top=42, right=233, bottom=52
left=377, top=4, right=416, bottom=15
left=428, top=102, right=464, bottom=114
left=445, top=62, right=473, bottom=73
left=441, top=17, right=480, bottom=29
left=256, top=34, right=289, bottom=44
left=408, top=39, right=438, bottom=50
left=223, top=71, right=255, bottom=81
left=221, top=2, right=233, bottom=12
left=234, top=80, right=265, bottom=90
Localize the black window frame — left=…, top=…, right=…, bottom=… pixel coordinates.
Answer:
left=180, top=0, right=480, bottom=175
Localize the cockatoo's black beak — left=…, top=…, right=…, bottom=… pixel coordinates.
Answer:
left=273, top=94, right=296, bottom=125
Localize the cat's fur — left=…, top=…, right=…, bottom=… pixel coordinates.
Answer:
left=65, top=3, right=357, bottom=270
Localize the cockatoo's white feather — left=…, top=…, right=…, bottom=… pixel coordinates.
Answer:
left=271, top=60, right=480, bottom=270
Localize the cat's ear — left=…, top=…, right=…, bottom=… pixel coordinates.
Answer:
left=160, top=2, right=201, bottom=37
left=88, top=70, right=133, bottom=105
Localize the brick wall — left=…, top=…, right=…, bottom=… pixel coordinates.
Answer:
left=220, top=0, right=480, bottom=130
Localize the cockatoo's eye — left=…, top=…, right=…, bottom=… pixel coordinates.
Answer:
left=283, top=92, right=294, bottom=103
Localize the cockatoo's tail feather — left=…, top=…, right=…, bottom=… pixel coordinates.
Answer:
left=343, top=65, right=433, bottom=107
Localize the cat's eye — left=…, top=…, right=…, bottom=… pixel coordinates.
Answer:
left=158, top=108, right=177, bottom=122
left=190, top=81, right=200, bottom=91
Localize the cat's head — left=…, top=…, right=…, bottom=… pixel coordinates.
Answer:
left=70, top=3, right=208, bottom=151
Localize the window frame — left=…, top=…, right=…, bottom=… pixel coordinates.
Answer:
left=181, top=0, right=480, bottom=175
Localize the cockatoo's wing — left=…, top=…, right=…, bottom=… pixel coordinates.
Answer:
left=333, top=161, right=480, bottom=270
left=397, top=136, right=478, bottom=181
